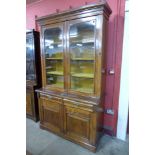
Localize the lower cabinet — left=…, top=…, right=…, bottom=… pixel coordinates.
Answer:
left=38, top=93, right=100, bottom=152
left=26, top=86, right=39, bottom=121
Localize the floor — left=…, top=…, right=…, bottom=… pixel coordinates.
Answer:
left=26, top=118, right=129, bottom=155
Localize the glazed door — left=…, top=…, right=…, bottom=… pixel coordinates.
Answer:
left=42, top=23, right=65, bottom=91
left=67, top=16, right=101, bottom=97
left=26, top=34, right=36, bottom=83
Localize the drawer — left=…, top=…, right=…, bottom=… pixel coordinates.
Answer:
left=65, top=106, right=90, bottom=119
left=63, top=99, right=94, bottom=112
left=40, top=93, right=62, bottom=103
left=42, top=98, right=60, bottom=112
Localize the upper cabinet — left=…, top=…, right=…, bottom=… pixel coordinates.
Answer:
left=26, top=33, right=36, bottom=83
left=26, top=30, right=41, bottom=86
left=37, top=1, right=112, bottom=98
left=26, top=30, right=42, bottom=121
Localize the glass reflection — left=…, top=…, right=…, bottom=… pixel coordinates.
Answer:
left=44, top=28, right=64, bottom=88
left=26, top=38, right=36, bottom=81
left=69, top=20, right=96, bottom=93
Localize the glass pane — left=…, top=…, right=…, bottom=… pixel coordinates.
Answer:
left=26, top=37, right=36, bottom=81
left=44, top=27, right=64, bottom=88
left=69, top=20, right=95, bottom=93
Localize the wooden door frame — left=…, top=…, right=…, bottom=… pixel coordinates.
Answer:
left=65, top=15, right=102, bottom=98
left=40, top=22, right=66, bottom=92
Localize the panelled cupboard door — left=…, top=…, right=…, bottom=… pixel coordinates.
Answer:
left=26, top=91, right=34, bottom=116
left=66, top=16, right=102, bottom=97
left=41, top=23, right=66, bottom=92
left=64, top=103, right=96, bottom=145
left=39, top=95, right=63, bottom=134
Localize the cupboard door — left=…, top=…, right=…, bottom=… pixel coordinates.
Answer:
left=39, top=96, right=62, bottom=134
left=26, top=90, right=34, bottom=116
left=64, top=104, right=92, bottom=143
left=67, top=17, right=98, bottom=95
left=42, top=23, right=65, bottom=90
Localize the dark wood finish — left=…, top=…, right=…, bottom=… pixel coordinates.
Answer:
left=39, top=94, right=63, bottom=134
left=36, top=1, right=111, bottom=152
left=26, top=87, right=34, bottom=116
left=26, top=30, right=42, bottom=121
left=63, top=100, right=93, bottom=144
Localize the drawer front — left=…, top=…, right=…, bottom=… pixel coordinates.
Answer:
left=64, top=104, right=93, bottom=144
left=63, top=99, right=94, bottom=112
left=65, top=106, right=90, bottom=119
left=26, top=90, right=34, bottom=116
left=39, top=95, right=63, bottom=134
left=40, top=93, right=62, bottom=103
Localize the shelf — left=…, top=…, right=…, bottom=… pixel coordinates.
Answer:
left=46, top=66, right=54, bottom=69
left=45, top=42, right=62, bottom=46
left=47, top=71, right=63, bottom=76
left=47, top=77, right=54, bottom=81
left=71, top=58, right=94, bottom=61
left=71, top=87, right=93, bottom=93
left=46, top=58, right=63, bottom=60
left=50, top=42, right=62, bottom=45
left=70, top=41, right=94, bottom=44
left=71, top=73, right=94, bottom=78
left=52, top=83, right=63, bottom=88
left=70, top=38, right=94, bottom=43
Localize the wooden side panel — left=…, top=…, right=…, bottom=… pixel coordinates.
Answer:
left=26, top=89, right=34, bottom=116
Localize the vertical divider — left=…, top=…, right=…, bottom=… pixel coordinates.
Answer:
left=95, top=15, right=103, bottom=98
left=66, top=21, right=71, bottom=93
left=64, top=21, right=67, bottom=92
left=40, top=27, right=46, bottom=88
